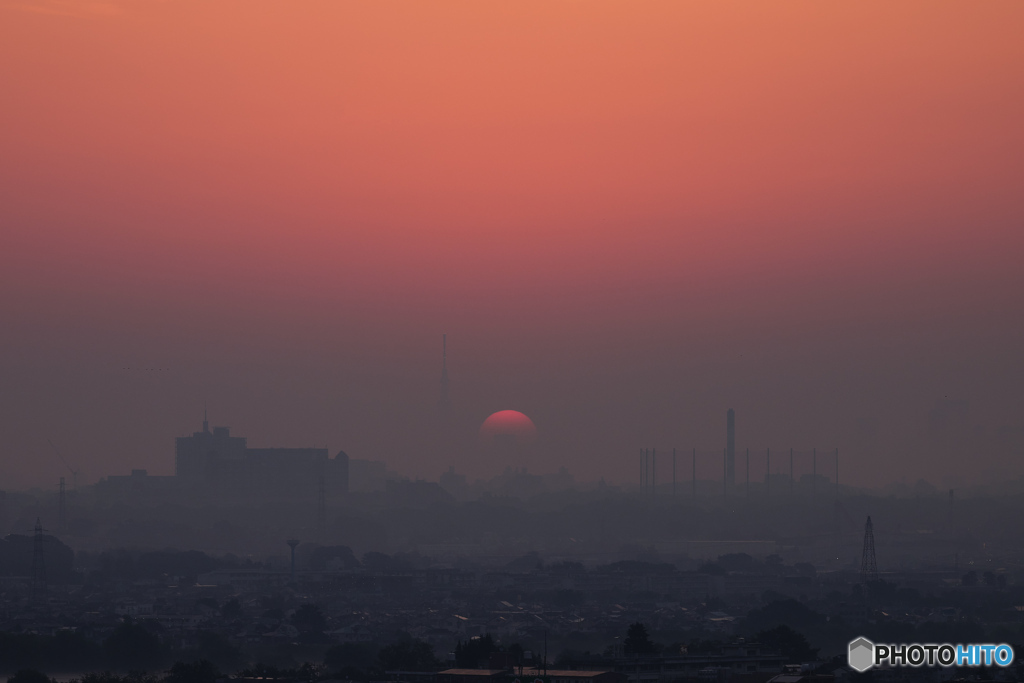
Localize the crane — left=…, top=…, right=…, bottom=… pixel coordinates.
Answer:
left=47, top=439, right=80, bottom=490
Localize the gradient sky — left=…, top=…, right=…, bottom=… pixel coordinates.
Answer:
left=1, top=0, right=1023, bottom=489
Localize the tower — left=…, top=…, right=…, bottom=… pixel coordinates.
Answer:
left=438, top=334, right=451, bottom=412
left=286, top=539, right=300, bottom=583
left=31, top=518, right=46, bottom=601
left=58, top=478, right=66, bottom=533
left=726, top=409, right=735, bottom=490
left=860, top=516, right=878, bottom=582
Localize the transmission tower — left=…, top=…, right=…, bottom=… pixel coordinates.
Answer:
left=860, top=515, right=878, bottom=582
left=58, top=477, right=66, bottom=533
left=31, top=517, right=47, bottom=601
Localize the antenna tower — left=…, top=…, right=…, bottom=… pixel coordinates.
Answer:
left=860, top=515, right=878, bottom=582
left=31, top=518, right=47, bottom=601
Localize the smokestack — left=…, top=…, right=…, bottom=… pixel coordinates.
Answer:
left=286, top=539, right=300, bottom=583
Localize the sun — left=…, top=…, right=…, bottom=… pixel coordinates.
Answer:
left=479, top=410, right=538, bottom=444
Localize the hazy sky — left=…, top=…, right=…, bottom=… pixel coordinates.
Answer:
left=1, top=1, right=1022, bottom=489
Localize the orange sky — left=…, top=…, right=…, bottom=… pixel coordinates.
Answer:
left=1, top=1, right=1023, bottom=488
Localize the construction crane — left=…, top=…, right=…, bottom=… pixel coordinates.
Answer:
left=47, top=439, right=80, bottom=490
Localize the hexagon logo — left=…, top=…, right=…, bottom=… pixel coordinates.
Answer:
left=848, top=637, right=875, bottom=672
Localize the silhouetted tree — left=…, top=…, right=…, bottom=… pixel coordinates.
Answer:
left=455, top=634, right=497, bottom=668
left=624, top=622, right=655, bottom=655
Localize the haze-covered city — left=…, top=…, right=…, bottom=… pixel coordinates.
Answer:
left=1, top=1, right=1023, bottom=683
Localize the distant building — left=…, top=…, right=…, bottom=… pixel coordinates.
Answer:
left=174, top=416, right=348, bottom=497
left=95, top=469, right=177, bottom=501
left=349, top=458, right=389, bottom=492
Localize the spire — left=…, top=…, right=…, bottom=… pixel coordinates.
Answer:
left=203, top=403, right=209, bottom=433
left=439, top=334, right=450, bottom=412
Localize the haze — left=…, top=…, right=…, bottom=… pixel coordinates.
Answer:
left=1, top=0, right=1023, bottom=490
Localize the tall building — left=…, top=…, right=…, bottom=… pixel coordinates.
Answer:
left=174, top=415, right=348, bottom=498
left=726, top=408, right=736, bottom=489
